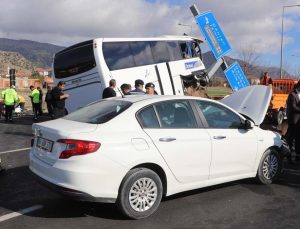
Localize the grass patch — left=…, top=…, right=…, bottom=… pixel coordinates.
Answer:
left=207, top=87, right=232, bottom=97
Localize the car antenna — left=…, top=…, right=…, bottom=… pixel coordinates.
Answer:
left=117, top=86, right=125, bottom=98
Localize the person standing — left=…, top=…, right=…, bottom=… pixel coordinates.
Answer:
left=285, top=81, right=300, bottom=162
left=45, top=85, right=54, bottom=118
left=18, top=95, right=26, bottom=112
left=260, top=72, right=273, bottom=87
left=102, top=79, right=117, bottom=99
left=145, top=82, right=158, bottom=95
left=37, top=86, right=43, bottom=116
left=51, top=81, right=69, bottom=119
left=2, top=85, right=18, bottom=122
left=120, top=84, right=131, bottom=95
left=30, top=85, right=40, bottom=120
left=129, top=79, right=146, bottom=95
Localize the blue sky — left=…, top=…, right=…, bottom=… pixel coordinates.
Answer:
left=146, top=0, right=186, bottom=5
left=0, top=0, right=299, bottom=76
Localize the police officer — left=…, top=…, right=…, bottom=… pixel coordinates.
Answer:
left=2, top=85, right=18, bottom=122
left=129, top=79, right=146, bottom=95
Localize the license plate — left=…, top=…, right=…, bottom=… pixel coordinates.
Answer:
left=36, top=137, right=53, bottom=152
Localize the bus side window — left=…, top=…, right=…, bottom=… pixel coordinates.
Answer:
left=130, top=42, right=154, bottom=66
left=103, top=42, right=135, bottom=71
left=150, top=41, right=170, bottom=63
left=166, top=41, right=182, bottom=61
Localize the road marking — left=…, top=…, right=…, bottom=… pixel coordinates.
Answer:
left=0, top=147, right=31, bottom=155
left=0, top=205, right=43, bottom=223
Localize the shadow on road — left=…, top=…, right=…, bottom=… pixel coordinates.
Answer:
left=0, top=166, right=126, bottom=220
left=0, top=161, right=299, bottom=221
left=0, top=114, right=52, bottom=126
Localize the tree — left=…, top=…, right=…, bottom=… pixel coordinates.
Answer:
left=237, top=45, right=262, bottom=76
left=293, top=65, right=300, bottom=79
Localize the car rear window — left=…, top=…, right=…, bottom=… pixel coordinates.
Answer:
left=64, top=100, right=132, bottom=124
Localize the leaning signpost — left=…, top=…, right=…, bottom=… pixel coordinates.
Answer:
left=190, top=4, right=249, bottom=92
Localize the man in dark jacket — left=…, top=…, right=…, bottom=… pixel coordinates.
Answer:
left=45, top=85, right=54, bottom=118
left=37, top=87, right=43, bottom=115
left=51, top=81, right=69, bottom=119
left=129, top=79, right=146, bottom=95
left=286, top=81, right=300, bottom=162
left=102, top=79, right=117, bottom=99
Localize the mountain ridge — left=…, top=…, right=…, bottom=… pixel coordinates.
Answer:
left=0, top=38, right=64, bottom=73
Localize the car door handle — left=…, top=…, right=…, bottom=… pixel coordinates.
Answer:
left=213, top=136, right=226, bottom=140
left=159, top=137, right=177, bottom=142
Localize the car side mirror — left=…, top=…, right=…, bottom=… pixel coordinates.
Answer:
left=244, top=119, right=254, bottom=129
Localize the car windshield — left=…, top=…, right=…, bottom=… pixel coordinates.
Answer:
left=64, top=100, right=132, bottom=124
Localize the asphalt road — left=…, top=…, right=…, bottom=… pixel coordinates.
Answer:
left=0, top=116, right=300, bottom=229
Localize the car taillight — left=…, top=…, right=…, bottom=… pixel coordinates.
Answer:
left=57, top=139, right=101, bottom=159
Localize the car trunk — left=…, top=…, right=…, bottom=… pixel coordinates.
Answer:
left=32, top=119, right=97, bottom=165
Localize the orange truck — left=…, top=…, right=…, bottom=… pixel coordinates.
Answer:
left=268, top=79, right=298, bottom=125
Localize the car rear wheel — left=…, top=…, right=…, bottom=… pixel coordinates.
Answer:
left=257, top=149, right=282, bottom=184
left=117, top=168, right=163, bottom=219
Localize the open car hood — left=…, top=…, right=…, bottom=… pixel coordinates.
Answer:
left=220, top=85, right=272, bottom=126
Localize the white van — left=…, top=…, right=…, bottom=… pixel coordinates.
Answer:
left=53, top=36, right=206, bottom=112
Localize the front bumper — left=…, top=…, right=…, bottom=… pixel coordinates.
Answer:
left=280, top=140, right=291, bottom=158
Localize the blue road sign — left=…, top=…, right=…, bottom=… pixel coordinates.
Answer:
left=195, top=11, right=232, bottom=60
left=224, top=62, right=250, bottom=92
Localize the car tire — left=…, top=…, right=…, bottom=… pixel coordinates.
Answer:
left=256, top=149, right=282, bottom=184
left=117, top=168, right=163, bottom=219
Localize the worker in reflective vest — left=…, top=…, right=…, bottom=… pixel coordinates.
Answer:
left=2, top=85, right=18, bottom=122
left=29, top=85, right=40, bottom=120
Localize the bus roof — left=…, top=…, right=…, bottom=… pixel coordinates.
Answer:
left=55, top=35, right=204, bottom=56
left=101, top=35, right=204, bottom=43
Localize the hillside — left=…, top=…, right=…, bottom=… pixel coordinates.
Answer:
left=0, top=38, right=64, bottom=70
left=0, top=51, right=34, bottom=75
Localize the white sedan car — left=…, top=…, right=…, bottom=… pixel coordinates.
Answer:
left=30, top=86, right=284, bottom=219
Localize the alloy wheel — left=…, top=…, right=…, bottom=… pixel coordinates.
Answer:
left=262, top=154, right=279, bottom=180
left=129, top=177, right=158, bottom=212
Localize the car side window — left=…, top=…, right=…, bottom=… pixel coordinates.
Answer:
left=154, top=100, right=197, bottom=128
left=195, top=100, right=242, bottom=129
left=137, top=106, right=160, bottom=128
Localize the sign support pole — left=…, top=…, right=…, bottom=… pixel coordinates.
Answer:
left=190, top=4, right=229, bottom=81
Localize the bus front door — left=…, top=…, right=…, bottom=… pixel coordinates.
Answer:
left=155, top=63, right=175, bottom=95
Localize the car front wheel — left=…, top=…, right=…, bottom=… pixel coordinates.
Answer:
left=117, top=168, right=163, bottom=219
left=257, top=149, right=282, bottom=184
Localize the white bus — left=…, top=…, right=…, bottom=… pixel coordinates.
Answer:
left=53, top=36, right=207, bottom=112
